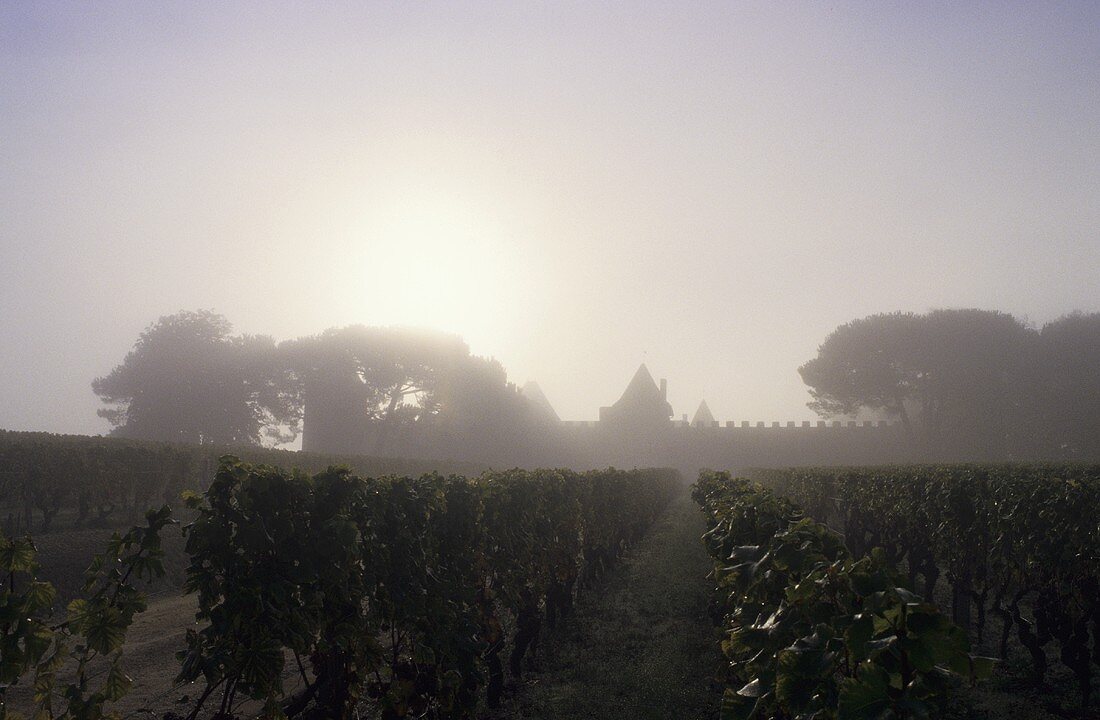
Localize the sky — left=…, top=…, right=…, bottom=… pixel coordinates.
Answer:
left=2, top=1, right=1099, bottom=437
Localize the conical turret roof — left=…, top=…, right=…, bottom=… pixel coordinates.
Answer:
left=521, top=381, right=560, bottom=423
left=613, top=363, right=660, bottom=407
left=600, top=363, right=673, bottom=425
left=691, top=399, right=715, bottom=427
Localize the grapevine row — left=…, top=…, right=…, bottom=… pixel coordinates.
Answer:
left=0, top=430, right=484, bottom=533
left=748, top=464, right=1100, bottom=706
left=2, top=458, right=679, bottom=719
left=693, top=470, right=988, bottom=720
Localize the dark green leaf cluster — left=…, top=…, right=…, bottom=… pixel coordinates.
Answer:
left=0, top=505, right=174, bottom=720
left=693, top=471, right=989, bottom=720
left=751, top=464, right=1100, bottom=707
left=178, top=457, right=679, bottom=719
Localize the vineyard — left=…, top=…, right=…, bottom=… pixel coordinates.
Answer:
left=694, top=471, right=990, bottom=719
left=744, top=465, right=1100, bottom=711
left=0, top=431, right=487, bottom=536
left=3, top=440, right=1100, bottom=719
left=1, top=451, right=679, bottom=719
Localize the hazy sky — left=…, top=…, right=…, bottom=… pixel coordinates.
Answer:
left=2, top=2, right=1099, bottom=437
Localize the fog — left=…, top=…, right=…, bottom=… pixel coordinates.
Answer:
left=3, top=2, right=1099, bottom=436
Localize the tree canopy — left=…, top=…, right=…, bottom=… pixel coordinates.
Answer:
left=280, top=325, right=536, bottom=457
left=799, top=309, right=1100, bottom=459
left=92, top=310, right=299, bottom=445
left=1038, top=312, right=1100, bottom=457
left=799, top=310, right=1034, bottom=457
left=95, top=314, right=541, bottom=456
left=280, top=325, right=469, bottom=426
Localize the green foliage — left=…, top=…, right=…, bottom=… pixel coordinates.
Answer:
left=92, top=310, right=300, bottom=446
left=280, top=325, right=546, bottom=461
left=2, top=446, right=676, bottom=719
left=178, top=457, right=679, bottom=719
left=800, top=309, right=1100, bottom=459
left=0, top=429, right=484, bottom=534
left=0, top=506, right=173, bottom=720
left=693, top=471, right=989, bottom=720
left=751, top=464, right=1100, bottom=706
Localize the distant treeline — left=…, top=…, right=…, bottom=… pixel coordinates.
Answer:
left=0, top=429, right=486, bottom=534
left=87, top=308, right=1100, bottom=466
left=801, top=309, right=1100, bottom=460
left=90, top=311, right=550, bottom=461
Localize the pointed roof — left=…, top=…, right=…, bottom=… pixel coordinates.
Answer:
left=614, top=363, right=660, bottom=407
left=600, top=363, right=673, bottom=425
left=691, top=400, right=715, bottom=427
left=521, top=381, right=560, bottom=423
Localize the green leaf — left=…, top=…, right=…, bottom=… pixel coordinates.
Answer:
left=104, top=660, right=133, bottom=701
left=901, top=636, right=936, bottom=673
left=838, top=664, right=892, bottom=720
left=846, top=613, right=874, bottom=660
left=893, top=587, right=921, bottom=604
left=777, top=640, right=836, bottom=711
left=721, top=687, right=765, bottom=720
left=65, top=599, right=89, bottom=630
left=83, top=607, right=126, bottom=655
left=1, top=537, right=37, bottom=573
left=25, top=581, right=57, bottom=612
left=23, top=624, right=53, bottom=662
left=969, top=655, right=996, bottom=682
left=849, top=570, right=881, bottom=597
left=33, top=665, right=55, bottom=702
left=738, top=678, right=768, bottom=697
left=238, top=639, right=284, bottom=690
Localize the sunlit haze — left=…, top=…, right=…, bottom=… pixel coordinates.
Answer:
left=3, top=2, right=1099, bottom=435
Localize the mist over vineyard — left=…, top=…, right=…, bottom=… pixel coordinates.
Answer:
left=3, top=4, right=1100, bottom=719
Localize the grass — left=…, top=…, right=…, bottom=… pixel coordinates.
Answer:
left=486, top=488, right=723, bottom=720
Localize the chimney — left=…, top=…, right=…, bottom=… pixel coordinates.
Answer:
left=659, top=378, right=667, bottom=400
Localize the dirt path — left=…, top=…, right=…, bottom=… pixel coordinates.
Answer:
left=489, top=488, right=722, bottom=720
left=4, top=592, right=199, bottom=719
left=115, top=593, right=200, bottom=717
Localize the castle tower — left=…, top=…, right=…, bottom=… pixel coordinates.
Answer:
left=691, top=399, right=715, bottom=427
left=598, top=363, right=673, bottom=428
left=520, top=381, right=561, bottom=424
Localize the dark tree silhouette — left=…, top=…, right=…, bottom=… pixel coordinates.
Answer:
left=798, top=312, right=924, bottom=429
left=93, top=310, right=299, bottom=445
left=281, top=325, right=537, bottom=458
left=426, top=354, right=531, bottom=434
left=1038, top=312, right=1100, bottom=457
left=799, top=309, right=1038, bottom=459
left=282, top=325, right=465, bottom=422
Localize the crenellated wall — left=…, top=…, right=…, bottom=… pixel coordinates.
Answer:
left=303, top=412, right=913, bottom=474
left=299, top=362, right=914, bottom=471
left=554, top=417, right=910, bottom=472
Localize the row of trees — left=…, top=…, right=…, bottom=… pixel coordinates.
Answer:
left=92, top=311, right=536, bottom=450
left=97, top=308, right=1100, bottom=462
left=800, top=309, right=1100, bottom=460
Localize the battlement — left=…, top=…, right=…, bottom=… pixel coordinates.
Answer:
left=561, top=418, right=899, bottom=430
left=303, top=362, right=912, bottom=470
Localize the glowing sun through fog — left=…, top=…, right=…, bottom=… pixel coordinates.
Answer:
left=351, top=189, right=528, bottom=350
